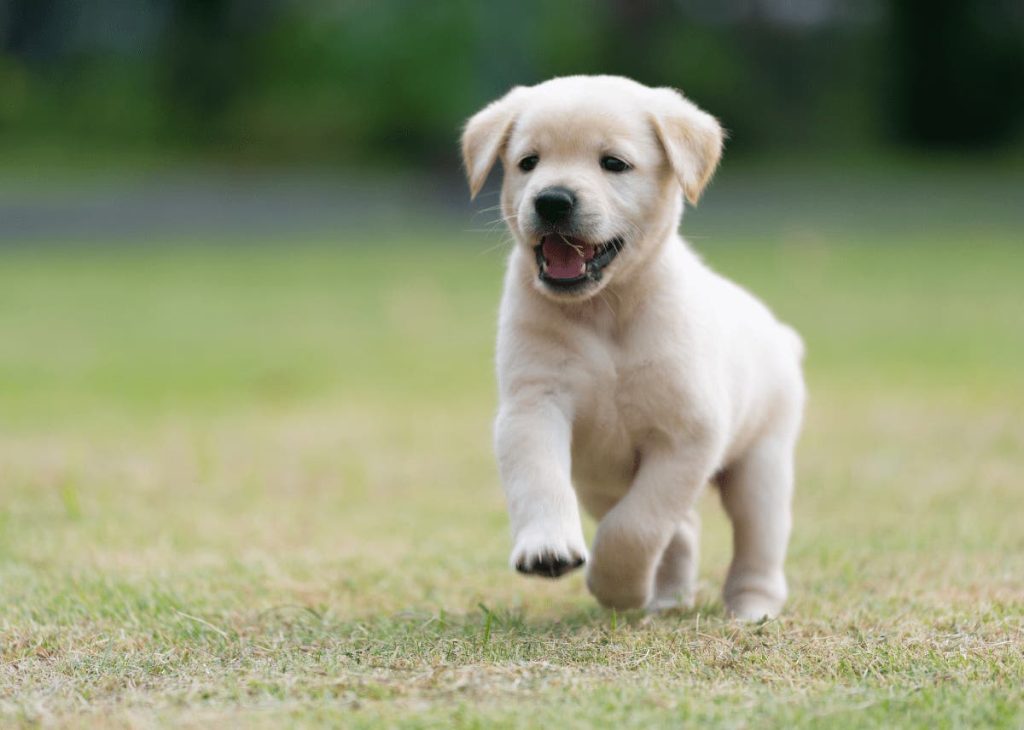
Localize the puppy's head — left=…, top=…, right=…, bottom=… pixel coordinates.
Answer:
left=462, top=75, right=723, bottom=301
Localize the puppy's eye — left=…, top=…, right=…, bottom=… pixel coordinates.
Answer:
left=600, top=156, right=630, bottom=173
left=518, top=155, right=539, bottom=172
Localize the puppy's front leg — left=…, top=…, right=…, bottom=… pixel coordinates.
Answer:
left=495, top=398, right=587, bottom=578
left=587, top=439, right=716, bottom=609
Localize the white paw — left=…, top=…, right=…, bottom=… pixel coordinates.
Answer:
left=585, top=520, right=659, bottom=609
left=510, top=526, right=588, bottom=579
left=585, top=565, right=651, bottom=610
left=724, top=591, right=784, bottom=621
left=646, top=591, right=696, bottom=614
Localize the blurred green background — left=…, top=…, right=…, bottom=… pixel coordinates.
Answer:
left=2, top=0, right=1024, bottom=236
left=3, top=0, right=1024, bottom=166
left=1, top=0, right=1023, bottom=243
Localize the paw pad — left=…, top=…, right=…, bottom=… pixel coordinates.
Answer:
left=515, top=552, right=585, bottom=578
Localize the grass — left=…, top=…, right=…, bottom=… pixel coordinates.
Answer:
left=1, top=201, right=1022, bottom=726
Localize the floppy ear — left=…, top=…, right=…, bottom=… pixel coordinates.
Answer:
left=461, top=87, right=525, bottom=199
left=650, top=88, right=724, bottom=205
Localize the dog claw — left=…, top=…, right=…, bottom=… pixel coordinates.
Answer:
left=515, top=552, right=586, bottom=578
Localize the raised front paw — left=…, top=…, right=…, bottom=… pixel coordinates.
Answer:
left=511, top=528, right=587, bottom=579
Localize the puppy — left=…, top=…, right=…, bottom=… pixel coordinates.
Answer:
left=461, top=76, right=805, bottom=619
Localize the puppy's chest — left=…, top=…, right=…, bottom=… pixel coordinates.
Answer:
left=569, top=343, right=689, bottom=485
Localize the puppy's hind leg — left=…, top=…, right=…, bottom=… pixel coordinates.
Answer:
left=648, top=509, right=701, bottom=612
left=718, top=435, right=796, bottom=621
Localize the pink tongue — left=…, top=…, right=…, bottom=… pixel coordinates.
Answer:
left=541, top=236, right=596, bottom=280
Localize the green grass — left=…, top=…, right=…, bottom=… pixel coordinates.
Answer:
left=1, top=223, right=1022, bottom=727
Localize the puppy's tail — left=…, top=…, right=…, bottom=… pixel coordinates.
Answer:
left=780, top=324, right=805, bottom=362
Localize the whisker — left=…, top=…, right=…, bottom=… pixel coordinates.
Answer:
left=557, top=233, right=585, bottom=257
left=477, top=237, right=515, bottom=257
left=597, top=290, right=618, bottom=318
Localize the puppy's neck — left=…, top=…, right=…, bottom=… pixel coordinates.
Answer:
left=600, top=228, right=688, bottom=324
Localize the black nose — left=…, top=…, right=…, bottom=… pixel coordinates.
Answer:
left=534, top=187, right=576, bottom=224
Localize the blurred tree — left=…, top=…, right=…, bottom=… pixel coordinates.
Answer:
left=890, top=0, right=1024, bottom=148
left=1, top=0, right=62, bottom=62
left=160, top=0, right=244, bottom=143
left=0, top=0, right=1021, bottom=164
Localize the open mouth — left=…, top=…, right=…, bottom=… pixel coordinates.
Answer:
left=534, top=234, right=624, bottom=291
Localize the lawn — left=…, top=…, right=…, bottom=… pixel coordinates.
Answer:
left=1, top=189, right=1023, bottom=726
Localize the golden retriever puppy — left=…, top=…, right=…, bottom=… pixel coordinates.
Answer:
left=461, top=75, right=805, bottom=619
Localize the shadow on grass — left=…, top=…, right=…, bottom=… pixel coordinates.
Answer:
left=238, top=599, right=736, bottom=667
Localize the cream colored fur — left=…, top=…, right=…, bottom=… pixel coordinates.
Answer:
left=461, top=75, right=806, bottom=620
